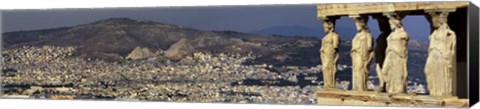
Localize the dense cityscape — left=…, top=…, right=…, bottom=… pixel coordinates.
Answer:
left=1, top=45, right=427, bottom=104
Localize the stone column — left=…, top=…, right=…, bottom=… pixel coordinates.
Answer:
left=372, top=15, right=392, bottom=92
left=349, top=14, right=374, bottom=91
left=424, top=9, right=457, bottom=97
left=319, top=16, right=341, bottom=89
left=381, top=12, right=409, bottom=94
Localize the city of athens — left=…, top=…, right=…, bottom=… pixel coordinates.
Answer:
left=0, top=1, right=472, bottom=108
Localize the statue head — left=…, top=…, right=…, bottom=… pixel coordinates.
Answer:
left=353, top=15, right=369, bottom=32
left=322, top=19, right=336, bottom=33
left=387, top=15, right=403, bottom=30
left=384, top=12, right=406, bottom=30
left=429, top=12, right=449, bottom=29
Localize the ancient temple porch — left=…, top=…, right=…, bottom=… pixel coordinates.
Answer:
left=315, top=1, right=469, bottom=107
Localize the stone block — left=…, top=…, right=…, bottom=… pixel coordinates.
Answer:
left=388, top=103, right=415, bottom=107
left=316, top=90, right=468, bottom=107
left=443, top=98, right=469, bottom=107
left=317, top=2, right=469, bottom=17
left=317, top=97, right=343, bottom=105
left=390, top=94, right=415, bottom=104
left=412, top=95, right=444, bottom=106
left=342, top=99, right=387, bottom=106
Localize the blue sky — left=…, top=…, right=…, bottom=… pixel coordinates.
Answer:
left=1, top=4, right=431, bottom=42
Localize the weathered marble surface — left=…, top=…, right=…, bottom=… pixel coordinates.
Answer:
left=424, top=10, right=456, bottom=97
left=317, top=2, right=468, bottom=18
left=350, top=15, right=374, bottom=91
left=315, top=2, right=466, bottom=108
left=316, top=89, right=469, bottom=107
left=373, top=15, right=391, bottom=92
left=320, top=17, right=340, bottom=89
left=381, top=12, right=409, bottom=94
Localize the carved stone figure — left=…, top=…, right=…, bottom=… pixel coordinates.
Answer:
left=381, top=12, right=409, bottom=93
left=320, top=17, right=340, bottom=89
left=350, top=15, right=374, bottom=91
left=373, top=15, right=392, bottom=92
left=424, top=10, right=456, bottom=96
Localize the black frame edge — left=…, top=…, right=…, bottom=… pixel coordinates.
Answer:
left=468, top=1, right=480, bottom=107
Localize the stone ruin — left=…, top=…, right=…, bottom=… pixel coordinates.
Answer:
left=316, top=1, right=469, bottom=107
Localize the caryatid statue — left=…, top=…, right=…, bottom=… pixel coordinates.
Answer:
left=373, top=15, right=391, bottom=92
left=381, top=12, right=409, bottom=94
left=350, top=15, right=374, bottom=91
left=320, top=17, right=340, bottom=89
left=424, top=10, right=456, bottom=97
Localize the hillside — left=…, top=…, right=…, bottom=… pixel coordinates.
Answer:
left=2, top=18, right=428, bottom=75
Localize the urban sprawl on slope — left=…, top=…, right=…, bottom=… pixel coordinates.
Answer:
left=1, top=46, right=426, bottom=104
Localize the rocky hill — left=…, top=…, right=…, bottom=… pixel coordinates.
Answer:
left=2, top=18, right=428, bottom=75
left=3, top=18, right=315, bottom=63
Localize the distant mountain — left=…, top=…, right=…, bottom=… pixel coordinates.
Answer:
left=408, top=39, right=429, bottom=51
left=248, top=25, right=324, bottom=37
left=2, top=18, right=320, bottom=64
left=248, top=25, right=360, bottom=40
left=2, top=18, right=428, bottom=79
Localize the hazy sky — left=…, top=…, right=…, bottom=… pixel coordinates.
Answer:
left=0, top=4, right=431, bottom=41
